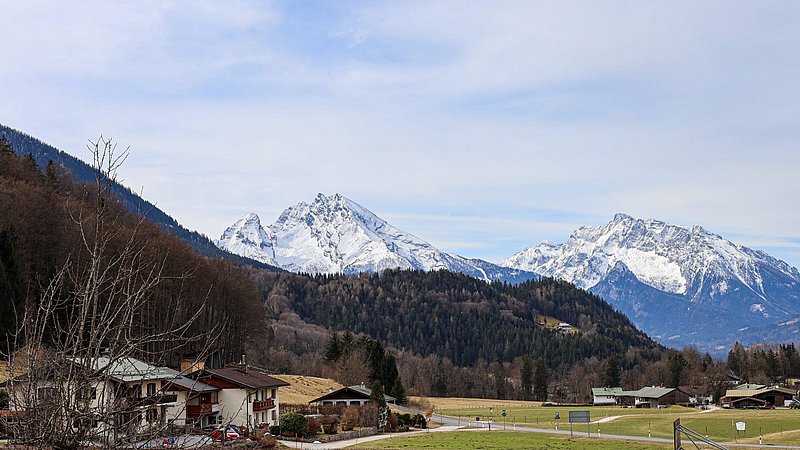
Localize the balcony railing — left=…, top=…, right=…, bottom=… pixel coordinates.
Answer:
left=131, top=394, right=179, bottom=407
left=187, top=403, right=221, bottom=417
left=252, top=399, right=274, bottom=412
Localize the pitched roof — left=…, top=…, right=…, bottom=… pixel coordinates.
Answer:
left=308, top=384, right=396, bottom=404
left=733, top=383, right=767, bottom=391
left=592, top=387, right=623, bottom=396
left=201, top=367, right=289, bottom=390
left=630, top=386, right=675, bottom=399
left=161, top=367, right=218, bottom=393
left=74, top=357, right=175, bottom=383
left=724, top=387, right=795, bottom=398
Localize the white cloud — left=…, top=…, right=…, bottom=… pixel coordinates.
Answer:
left=1, top=1, right=799, bottom=268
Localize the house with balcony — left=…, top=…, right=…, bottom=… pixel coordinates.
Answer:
left=3, top=356, right=178, bottom=442
left=161, top=367, right=220, bottom=429
left=195, top=365, right=289, bottom=430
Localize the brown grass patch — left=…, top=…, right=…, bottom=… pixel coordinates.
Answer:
left=273, top=374, right=344, bottom=404
left=409, top=396, right=543, bottom=410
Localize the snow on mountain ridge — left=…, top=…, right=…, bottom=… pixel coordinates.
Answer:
left=502, top=213, right=800, bottom=297
left=216, top=193, right=536, bottom=283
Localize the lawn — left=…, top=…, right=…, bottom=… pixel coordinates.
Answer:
left=350, top=430, right=671, bottom=449
left=436, top=404, right=687, bottom=428
left=435, top=405, right=800, bottom=445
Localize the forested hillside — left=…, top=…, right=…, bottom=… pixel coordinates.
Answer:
left=0, top=124, right=280, bottom=271
left=0, top=137, right=265, bottom=362
left=256, top=269, right=663, bottom=374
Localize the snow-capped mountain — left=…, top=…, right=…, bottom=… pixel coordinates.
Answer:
left=502, top=213, right=800, bottom=349
left=216, top=193, right=537, bottom=283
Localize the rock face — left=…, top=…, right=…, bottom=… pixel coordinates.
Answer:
left=216, top=193, right=537, bottom=283
left=502, top=213, right=800, bottom=350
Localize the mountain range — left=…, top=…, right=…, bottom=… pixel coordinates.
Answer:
left=215, top=193, right=537, bottom=283
left=220, top=200, right=800, bottom=352
left=503, top=213, right=800, bottom=350
left=5, top=123, right=799, bottom=352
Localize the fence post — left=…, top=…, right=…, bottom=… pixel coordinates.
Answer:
left=674, top=419, right=681, bottom=450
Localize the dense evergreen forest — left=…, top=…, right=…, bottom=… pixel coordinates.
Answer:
left=0, top=137, right=265, bottom=363
left=259, top=270, right=662, bottom=372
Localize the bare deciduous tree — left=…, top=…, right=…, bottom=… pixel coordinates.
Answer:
left=3, top=137, right=218, bottom=449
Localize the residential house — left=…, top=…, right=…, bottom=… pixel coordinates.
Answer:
left=629, top=386, right=689, bottom=408
left=677, top=386, right=714, bottom=406
left=3, top=356, right=178, bottom=441
left=309, top=382, right=396, bottom=407
left=591, top=387, right=623, bottom=406
left=195, top=366, right=288, bottom=430
left=161, top=367, right=220, bottom=429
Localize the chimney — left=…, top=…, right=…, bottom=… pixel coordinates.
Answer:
left=360, top=381, right=365, bottom=389
left=328, top=386, right=333, bottom=394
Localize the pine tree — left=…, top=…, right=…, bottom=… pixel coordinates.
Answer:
left=493, top=360, right=507, bottom=400
left=668, top=353, right=690, bottom=388
left=324, top=332, right=341, bottom=362
left=521, top=355, right=533, bottom=401
left=0, top=135, right=12, bottom=155
left=604, top=356, right=620, bottom=387
left=534, top=359, right=549, bottom=402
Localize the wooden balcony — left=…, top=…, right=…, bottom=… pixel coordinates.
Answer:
left=187, top=403, right=221, bottom=418
left=252, top=399, right=274, bottom=412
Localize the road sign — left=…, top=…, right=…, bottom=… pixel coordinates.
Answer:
left=501, top=410, right=507, bottom=417
left=736, top=422, right=746, bottom=431
left=569, top=411, right=590, bottom=423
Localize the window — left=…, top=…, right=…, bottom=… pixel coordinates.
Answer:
left=77, top=387, right=96, bottom=400
left=146, top=408, right=159, bottom=423
left=37, top=387, right=56, bottom=401
left=271, top=410, right=276, bottom=422
left=146, top=383, right=156, bottom=397
left=271, top=389, right=276, bottom=399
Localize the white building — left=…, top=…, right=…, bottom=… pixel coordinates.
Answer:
left=195, top=366, right=288, bottom=430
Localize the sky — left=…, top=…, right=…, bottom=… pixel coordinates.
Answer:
left=2, top=0, right=799, bottom=268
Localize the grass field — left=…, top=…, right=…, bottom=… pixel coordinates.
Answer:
left=272, top=374, right=343, bottom=404
left=435, top=404, right=800, bottom=445
left=350, top=431, right=671, bottom=449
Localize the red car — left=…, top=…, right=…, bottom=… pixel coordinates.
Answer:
left=210, top=426, right=240, bottom=441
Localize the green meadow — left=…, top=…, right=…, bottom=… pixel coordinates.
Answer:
left=351, top=431, right=671, bottom=449
left=436, top=405, right=800, bottom=445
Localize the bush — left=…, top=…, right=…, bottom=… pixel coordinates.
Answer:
left=413, top=414, right=427, bottom=429
left=340, top=406, right=359, bottom=431
left=279, top=412, right=308, bottom=438
left=254, top=436, right=278, bottom=448
left=387, top=411, right=398, bottom=430
left=307, top=418, right=321, bottom=436
left=321, top=415, right=339, bottom=434
left=396, top=413, right=411, bottom=427
left=268, top=425, right=280, bottom=436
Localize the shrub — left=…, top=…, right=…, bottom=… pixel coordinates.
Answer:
left=279, top=412, right=308, bottom=438
left=413, top=414, right=427, bottom=429
left=320, top=415, right=340, bottom=434
left=307, top=418, right=322, bottom=436
left=340, top=406, right=359, bottom=431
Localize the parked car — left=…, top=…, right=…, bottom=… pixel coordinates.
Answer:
left=210, top=426, right=240, bottom=441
